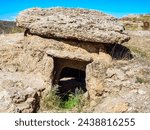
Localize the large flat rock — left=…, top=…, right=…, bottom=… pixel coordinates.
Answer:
left=46, top=49, right=93, bottom=62
left=17, top=7, right=130, bottom=44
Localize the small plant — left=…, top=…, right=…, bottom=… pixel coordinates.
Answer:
left=135, top=76, right=149, bottom=84
left=43, top=85, right=61, bottom=110
left=135, top=77, right=145, bottom=84
left=60, top=88, right=84, bottom=109
left=61, top=93, right=80, bottom=109
left=42, top=86, right=89, bottom=112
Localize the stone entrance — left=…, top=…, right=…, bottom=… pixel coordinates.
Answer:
left=52, top=58, right=89, bottom=99
left=58, top=67, right=87, bottom=99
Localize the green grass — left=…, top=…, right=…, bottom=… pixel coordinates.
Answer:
left=43, top=86, right=61, bottom=110
left=43, top=85, right=89, bottom=112
left=60, top=93, right=81, bottom=109
left=135, top=77, right=145, bottom=84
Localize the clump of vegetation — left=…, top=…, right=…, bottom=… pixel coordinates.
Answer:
left=135, top=76, right=149, bottom=84
left=135, top=77, right=145, bottom=84
left=43, top=86, right=62, bottom=110
left=42, top=85, right=89, bottom=112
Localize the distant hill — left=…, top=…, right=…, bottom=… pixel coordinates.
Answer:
left=0, top=20, right=24, bottom=34
left=120, top=14, right=150, bottom=22
left=119, top=14, right=150, bottom=31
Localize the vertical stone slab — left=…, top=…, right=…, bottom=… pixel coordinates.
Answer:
left=86, top=53, right=112, bottom=102
left=42, top=56, right=54, bottom=90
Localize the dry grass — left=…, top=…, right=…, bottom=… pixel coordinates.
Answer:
left=126, top=31, right=150, bottom=62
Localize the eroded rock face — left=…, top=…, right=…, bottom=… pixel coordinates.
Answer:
left=0, top=72, right=45, bottom=112
left=17, top=7, right=130, bottom=43
left=0, top=34, right=54, bottom=112
left=93, top=60, right=150, bottom=113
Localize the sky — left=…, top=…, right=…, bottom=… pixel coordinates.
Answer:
left=0, top=0, right=150, bottom=21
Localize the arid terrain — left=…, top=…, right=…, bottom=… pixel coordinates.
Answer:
left=0, top=8, right=150, bottom=113
left=93, top=30, right=150, bottom=112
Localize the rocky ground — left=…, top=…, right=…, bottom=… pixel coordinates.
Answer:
left=92, top=30, right=150, bottom=112
left=0, top=34, right=46, bottom=112
left=0, top=30, right=150, bottom=113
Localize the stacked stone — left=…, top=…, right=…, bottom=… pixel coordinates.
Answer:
left=16, top=7, right=130, bottom=102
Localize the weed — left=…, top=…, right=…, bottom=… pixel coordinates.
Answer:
left=43, top=86, right=61, bottom=110
left=135, top=77, right=145, bottom=84
left=135, top=76, right=149, bottom=84
left=61, top=93, right=80, bottom=109
left=42, top=86, right=89, bottom=112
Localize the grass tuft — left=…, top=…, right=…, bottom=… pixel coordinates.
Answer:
left=42, top=85, right=89, bottom=112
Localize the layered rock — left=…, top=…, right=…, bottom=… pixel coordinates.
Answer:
left=17, top=7, right=130, bottom=43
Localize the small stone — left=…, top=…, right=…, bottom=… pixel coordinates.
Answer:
left=90, top=100, right=97, bottom=107
left=112, top=102, right=129, bottom=113
left=106, top=68, right=125, bottom=80
left=138, top=89, right=146, bottom=95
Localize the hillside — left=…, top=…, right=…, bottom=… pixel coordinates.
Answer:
left=119, top=14, right=150, bottom=30
left=0, top=20, right=23, bottom=34
left=120, top=14, right=150, bottom=22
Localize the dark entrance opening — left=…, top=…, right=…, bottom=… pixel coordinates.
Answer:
left=56, top=67, right=87, bottom=100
